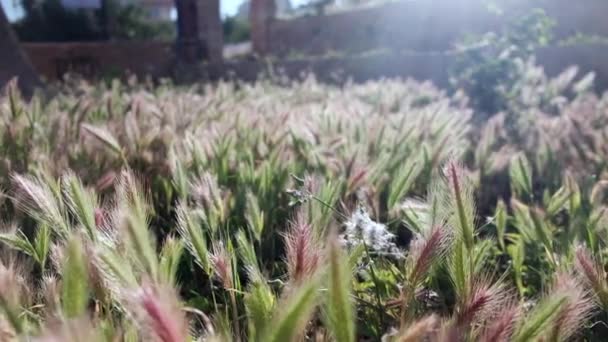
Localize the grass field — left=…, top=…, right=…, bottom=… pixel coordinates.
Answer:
left=0, top=70, right=607, bottom=341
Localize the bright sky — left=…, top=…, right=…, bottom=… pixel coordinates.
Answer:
left=222, top=0, right=247, bottom=16
left=1, top=0, right=24, bottom=21
left=1, top=0, right=311, bottom=21
left=222, top=0, right=309, bottom=16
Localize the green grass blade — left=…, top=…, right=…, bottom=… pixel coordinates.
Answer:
left=388, top=158, right=422, bottom=212
left=176, top=203, right=211, bottom=274
left=81, top=124, right=123, bottom=156
left=514, top=295, right=567, bottom=342
left=494, top=200, right=507, bottom=251
left=324, top=238, right=355, bottom=342
left=263, top=278, right=319, bottom=342
left=246, top=269, right=276, bottom=342
left=509, top=153, right=533, bottom=198
left=62, top=173, right=98, bottom=241
left=159, top=236, right=184, bottom=286
left=236, top=230, right=258, bottom=270
left=245, top=191, right=265, bottom=242
left=61, top=236, right=89, bottom=318
left=0, top=231, right=36, bottom=259
left=34, top=224, right=51, bottom=269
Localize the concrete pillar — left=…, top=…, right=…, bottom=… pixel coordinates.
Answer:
left=175, top=0, right=223, bottom=64
left=250, top=0, right=276, bottom=55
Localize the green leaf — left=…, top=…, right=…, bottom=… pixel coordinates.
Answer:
left=507, top=238, right=526, bottom=296
left=324, top=238, right=355, bottom=342
left=81, top=124, right=123, bottom=156
left=61, top=236, right=89, bottom=318
left=312, top=180, right=343, bottom=236
left=0, top=229, right=49, bottom=269
left=236, top=230, right=258, bottom=270
left=545, top=186, right=570, bottom=217
left=263, top=277, right=320, bottom=342
left=529, top=208, right=556, bottom=266
left=514, top=294, right=567, bottom=342
left=97, top=248, right=137, bottom=287
left=388, top=158, right=422, bottom=212
left=176, top=203, right=211, bottom=274
left=171, top=155, right=189, bottom=200
left=62, top=173, right=98, bottom=241
left=449, top=242, right=470, bottom=300
left=564, top=172, right=581, bottom=214
left=0, top=288, right=23, bottom=334
left=0, top=231, right=36, bottom=259
left=119, top=172, right=158, bottom=280
left=34, top=224, right=51, bottom=269
left=11, top=174, right=70, bottom=238
left=159, top=236, right=184, bottom=286
left=245, top=191, right=265, bottom=242
left=509, top=153, right=533, bottom=198
left=471, top=239, right=493, bottom=274
left=348, top=244, right=366, bottom=271
left=495, top=200, right=507, bottom=251
left=511, top=199, right=535, bottom=242
left=246, top=270, right=276, bottom=342
left=447, top=163, right=476, bottom=250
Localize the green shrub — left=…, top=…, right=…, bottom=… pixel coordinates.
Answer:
left=451, top=8, right=555, bottom=117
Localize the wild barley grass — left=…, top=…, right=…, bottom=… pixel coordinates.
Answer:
left=0, top=69, right=607, bottom=340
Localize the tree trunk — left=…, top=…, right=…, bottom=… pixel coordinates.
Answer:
left=175, top=0, right=223, bottom=64
left=199, top=0, right=223, bottom=63
left=175, top=0, right=201, bottom=63
left=250, top=0, right=276, bottom=55
left=0, top=4, right=41, bottom=96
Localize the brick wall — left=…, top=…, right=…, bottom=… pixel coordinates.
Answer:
left=265, top=0, right=608, bottom=56
left=22, top=41, right=174, bottom=81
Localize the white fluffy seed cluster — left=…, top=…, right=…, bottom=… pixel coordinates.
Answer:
left=342, top=206, right=403, bottom=259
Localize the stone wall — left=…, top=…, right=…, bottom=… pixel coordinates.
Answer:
left=211, top=44, right=608, bottom=92
left=23, top=41, right=174, bottom=81
left=20, top=41, right=608, bottom=94
left=265, top=0, right=608, bottom=56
